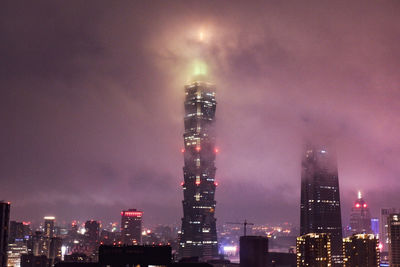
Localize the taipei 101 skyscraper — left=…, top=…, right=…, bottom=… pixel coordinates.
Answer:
left=178, top=32, right=219, bottom=260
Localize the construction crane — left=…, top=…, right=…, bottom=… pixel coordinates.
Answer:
left=226, top=219, right=254, bottom=236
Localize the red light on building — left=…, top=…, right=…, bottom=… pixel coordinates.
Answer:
left=214, top=148, right=219, bottom=153
left=181, top=148, right=185, bottom=153
left=196, top=146, right=201, bottom=152
left=22, top=221, right=31, bottom=225
left=214, top=182, right=219, bottom=186
left=363, top=204, right=367, bottom=208
left=195, top=180, right=200, bottom=185
left=180, top=181, right=184, bottom=186
left=355, top=203, right=360, bottom=208
left=122, top=211, right=143, bottom=217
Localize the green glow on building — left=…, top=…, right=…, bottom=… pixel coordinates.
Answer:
left=192, top=60, right=207, bottom=76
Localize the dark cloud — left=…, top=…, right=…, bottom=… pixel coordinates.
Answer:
left=1, top=0, right=400, bottom=228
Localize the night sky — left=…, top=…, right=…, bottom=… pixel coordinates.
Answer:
left=2, top=1, right=400, bottom=228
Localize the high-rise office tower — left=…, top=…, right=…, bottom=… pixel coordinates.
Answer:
left=389, top=213, right=400, bottom=267
left=296, top=233, right=332, bottom=267
left=179, top=69, right=218, bottom=260
left=121, top=209, right=142, bottom=245
left=380, top=208, right=397, bottom=252
left=0, top=202, right=10, bottom=267
left=85, top=221, right=100, bottom=244
left=43, top=216, right=55, bottom=238
left=343, top=234, right=380, bottom=267
left=300, top=146, right=343, bottom=266
left=349, top=191, right=372, bottom=234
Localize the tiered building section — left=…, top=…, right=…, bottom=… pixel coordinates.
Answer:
left=179, top=80, right=218, bottom=260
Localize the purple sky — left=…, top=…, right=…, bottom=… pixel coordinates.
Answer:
left=2, top=1, right=400, bottom=228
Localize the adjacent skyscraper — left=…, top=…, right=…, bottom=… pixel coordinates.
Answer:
left=179, top=71, right=218, bottom=260
left=389, top=213, right=400, bottom=267
left=380, top=208, right=397, bottom=252
left=296, top=233, right=332, bottom=267
left=300, top=145, right=343, bottom=266
left=0, top=202, right=10, bottom=267
left=343, top=234, right=380, bottom=267
left=349, top=191, right=372, bottom=234
left=121, top=209, right=142, bottom=245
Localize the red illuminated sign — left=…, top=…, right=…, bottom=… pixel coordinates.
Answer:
left=122, top=211, right=143, bottom=217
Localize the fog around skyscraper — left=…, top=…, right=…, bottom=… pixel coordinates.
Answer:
left=2, top=1, right=400, bottom=227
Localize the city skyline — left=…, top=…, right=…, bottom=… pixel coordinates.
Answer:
left=2, top=1, right=400, bottom=227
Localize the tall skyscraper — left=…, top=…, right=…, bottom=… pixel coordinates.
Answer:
left=0, top=202, right=10, bottom=267
left=121, top=209, right=142, bottom=245
left=343, top=234, right=380, bottom=267
left=389, top=213, right=400, bottom=267
left=179, top=70, right=218, bottom=260
left=296, top=233, right=332, bottom=267
left=380, top=208, right=397, bottom=252
left=349, top=191, right=372, bottom=234
left=43, top=216, right=55, bottom=238
left=300, top=145, right=343, bottom=266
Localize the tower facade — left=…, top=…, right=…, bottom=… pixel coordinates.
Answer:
left=300, top=146, right=343, bottom=266
left=179, top=79, right=218, bottom=260
left=343, top=234, right=380, bottom=267
left=296, top=233, right=332, bottom=267
left=389, top=213, right=400, bottom=267
left=380, top=208, right=397, bottom=252
left=349, top=192, right=372, bottom=234
left=121, top=209, right=142, bottom=245
left=43, top=216, right=55, bottom=238
left=0, top=202, right=10, bottom=267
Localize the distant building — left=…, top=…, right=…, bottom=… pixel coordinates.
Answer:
left=371, top=218, right=379, bottom=236
left=389, top=214, right=400, bottom=267
left=44, top=217, right=55, bottom=238
left=9, top=221, right=25, bottom=243
left=0, top=201, right=10, bottom=267
left=21, top=254, right=48, bottom=267
left=349, top=191, right=372, bottom=234
left=380, top=208, right=397, bottom=252
left=121, top=209, right=142, bottom=245
left=49, top=237, right=62, bottom=265
left=296, top=233, right=332, bottom=267
left=30, top=231, right=49, bottom=257
left=85, top=220, right=100, bottom=247
left=7, top=241, right=28, bottom=267
left=343, top=234, right=379, bottom=267
left=300, top=146, right=342, bottom=266
left=239, top=236, right=268, bottom=267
